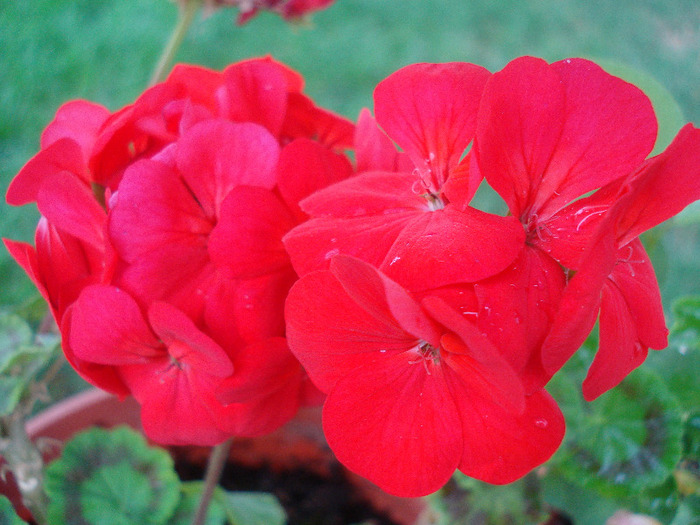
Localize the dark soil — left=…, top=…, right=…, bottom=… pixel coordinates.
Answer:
left=171, top=448, right=403, bottom=525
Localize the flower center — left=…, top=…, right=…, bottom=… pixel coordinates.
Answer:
left=409, top=341, right=440, bottom=374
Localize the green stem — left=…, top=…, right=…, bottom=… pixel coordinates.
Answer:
left=190, top=438, right=233, bottom=525
left=149, top=0, right=202, bottom=86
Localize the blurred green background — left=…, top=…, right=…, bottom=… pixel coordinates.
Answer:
left=1, top=0, right=699, bottom=305
left=1, top=2, right=699, bottom=521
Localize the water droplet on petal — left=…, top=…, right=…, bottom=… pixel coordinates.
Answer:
left=535, top=418, right=548, bottom=429
left=324, top=248, right=340, bottom=260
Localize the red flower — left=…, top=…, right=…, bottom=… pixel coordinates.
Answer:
left=541, top=124, right=700, bottom=399
left=5, top=58, right=353, bottom=444
left=468, top=56, right=692, bottom=397
left=284, top=63, right=526, bottom=292
left=286, top=256, right=565, bottom=497
left=205, top=0, right=336, bottom=25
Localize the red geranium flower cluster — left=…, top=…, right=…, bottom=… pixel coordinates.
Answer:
left=283, top=57, right=700, bottom=496
left=201, top=0, right=335, bottom=24
left=6, top=54, right=700, bottom=498
left=5, top=57, right=354, bottom=445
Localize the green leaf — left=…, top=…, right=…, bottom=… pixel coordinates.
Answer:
left=595, top=59, right=686, bottom=156
left=542, top=475, right=619, bottom=525
left=0, top=313, right=32, bottom=358
left=0, top=496, right=25, bottom=525
left=219, top=490, right=286, bottom=525
left=0, top=312, right=58, bottom=416
left=670, top=495, right=700, bottom=525
left=556, top=367, right=684, bottom=499
left=168, top=482, right=227, bottom=525
left=646, top=296, right=700, bottom=410
left=45, top=426, right=181, bottom=525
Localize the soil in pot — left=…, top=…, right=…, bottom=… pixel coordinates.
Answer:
left=172, top=447, right=405, bottom=525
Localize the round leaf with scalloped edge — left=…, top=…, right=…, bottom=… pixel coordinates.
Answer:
left=45, top=426, right=181, bottom=525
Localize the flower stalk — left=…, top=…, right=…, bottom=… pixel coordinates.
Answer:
left=150, top=0, right=202, bottom=86
left=190, top=438, right=233, bottom=525
left=0, top=411, right=49, bottom=525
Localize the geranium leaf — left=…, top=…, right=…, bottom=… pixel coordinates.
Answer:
left=0, top=496, right=25, bottom=525
left=646, top=296, right=700, bottom=410
left=219, top=491, right=286, bottom=525
left=45, top=426, right=181, bottom=525
left=169, top=482, right=226, bottom=525
left=556, top=367, right=684, bottom=498
left=0, top=313, right=58, bottom=415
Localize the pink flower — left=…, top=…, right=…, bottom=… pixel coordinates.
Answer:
left=285, top=256, right=565, bottom=497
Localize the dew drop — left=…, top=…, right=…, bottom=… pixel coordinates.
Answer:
left=324, top=248, right=340, bottom=260
left=535, top=418, right=548, bottom=429
left=389, top=256, right=401, bottom=266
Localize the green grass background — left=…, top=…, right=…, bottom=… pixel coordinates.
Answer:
left=1, top=0, right=699, bottom=307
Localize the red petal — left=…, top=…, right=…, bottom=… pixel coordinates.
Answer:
left=40, top=100, right=110, bottom=152
left=276, top=138, right=354, bottom=221
left=60, top=308, right=130, bottom=398
left=582, top=279, right=649, bottom=401
left=354, top=109, right=413, bottom=173
left=204, top=269, right=295, bottom=350
left=124, top=360, right=231, bottom=446
left=323, top=352, right=462, bottom=497
left=421, top=296, right=525, bottom=413
left=36, top=172, right=106, bottom=249
left=283, top=212, right=416, bottom=277
left=449, top=385, right=565, bottom=484
left=330, top=256, right=441, bottom=345
left=209, top=187, right=296, bottom=279
left=381, top=206, right=525, bottom=290
left=474, top=247, right=566, bottom=392
left=533, top=181, right=620, bottom=270
left=108, top=158, right=214, bottom=310
left=4, top=239, right=48, bottom=307
left=69, top=285, right=161, bottom=365
left=299, top=171, right=427, bottom=217
left=374, top=63, right=490, bottom=188
left=214, top=377, right=303, bottom=438
left=148, top=301, right=233, bottom=377
left=475, top=56, right=566, bottom=219
left=541, top=223, right=617, bottom=374
left=7, top=139, right=85, bottom=206
left=221, top=59, right=289, bottom=136
left=610, top=241, right=668, bottom=350
left=532, top=58, right=657, bottom=219
left=582, top=241, right=667, bottom=401
left=216, top=337, right=301, bottom=404
left=285, top=269, right=418, bottom=391
left=442, top=153, right=483, bottom=210
left=617, top=124, right=700, bottom=245
left=282, top=93, right=356, bottom=149
left=175, top=121, right=280, bottom=218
